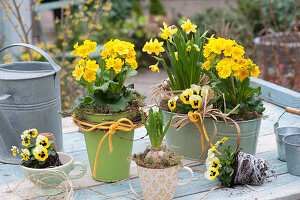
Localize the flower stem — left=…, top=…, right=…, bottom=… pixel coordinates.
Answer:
left=230, top=75, right=237, bottom=105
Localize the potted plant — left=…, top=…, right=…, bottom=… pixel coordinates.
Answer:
left=204, top=137, right=274, bottom=187
left=11, top=128, right=86, bottom=195
left=70, top=39, right=145, bottom=182
left=132, top=108, right=193, bottom=200
left=143, top=19, right=265, bottom=160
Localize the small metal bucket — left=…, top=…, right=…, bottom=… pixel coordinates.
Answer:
left=274, top=107, right=300, bottom=161
left=283, top=134, right=300, bottom=176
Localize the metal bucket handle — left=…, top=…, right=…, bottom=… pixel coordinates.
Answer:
left=0, top=43, right=61, bottom=89
left=274, top=107, right=300, bottom=131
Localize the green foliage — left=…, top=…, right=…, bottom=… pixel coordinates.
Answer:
left=149, top=0, right=166, bottom=16
left=217, top=145, right=236, bottom=187
left=156, top=28, right=208, bottom=90
left=106, top=0, right=134, bottom=21
left=141, top=108, right=173, bottom=148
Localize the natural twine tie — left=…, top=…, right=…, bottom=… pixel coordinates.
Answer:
left=188, top=111, right=221, bottom=155
left=72, top=114, right=144, bottom=177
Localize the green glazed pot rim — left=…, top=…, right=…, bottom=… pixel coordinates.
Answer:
left=162, top=110, right=262, bottom=123
left=20, top=152, right=72, bottom=171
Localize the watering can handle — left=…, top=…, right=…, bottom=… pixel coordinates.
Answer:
left=0, top=43, right=60, bottom=73
left=286, top=107, right=300, bottom=115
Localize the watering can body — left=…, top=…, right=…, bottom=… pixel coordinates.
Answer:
left=0, top=43, right=63, bottom=164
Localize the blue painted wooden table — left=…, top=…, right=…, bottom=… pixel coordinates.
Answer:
left=1, top=128, right=300, bottom=200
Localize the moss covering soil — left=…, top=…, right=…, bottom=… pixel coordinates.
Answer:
left=132, top=146, right=182, bottom=169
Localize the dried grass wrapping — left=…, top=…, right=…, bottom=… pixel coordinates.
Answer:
left=232, top=150, right=276, bottom=186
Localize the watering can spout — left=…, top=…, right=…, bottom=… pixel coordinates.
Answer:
left=0, top=97, right=21, bottom=164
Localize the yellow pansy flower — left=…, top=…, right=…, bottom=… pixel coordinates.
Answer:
left=160, top=22, right=177, bottom=41
left=180, top=89, right=193, bottom=104
left=33, top=145, right=48, bottom=161
left=11, top=146, right=19, bottom=157
left=72, top=66, right=84, bottom=81
left=36, top=135, right=50, bottom=149
left=26, top=128, right=38, bottom=138
left=189, top=95, right=202, bottom=109
left=168, top=96, right=178, bottom=111
left=83, top=70, right=96, bottom=82
left=149, top=62, right=160, bottom=73
left=21, top=149, right=30, bottom=161
left=22, top=136, right=31, bottom=147
left=206, top=156, right=220, bottom=170
left=191, top=84, right=201, bottom=95
left=204, top=168, right=219, bottom=180
left=181, top=19, right=197, bottom=34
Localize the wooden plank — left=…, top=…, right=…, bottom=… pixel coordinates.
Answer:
left=250, top=77, right=300, bottom=109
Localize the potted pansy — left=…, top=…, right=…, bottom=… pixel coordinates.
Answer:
left=70, top=39, right=145, bottom=182
left=11, top=129, right=86, bottom=195
left=132, top=108, right=193, bottom=200
left=143, top=19, right=265, bottom=161
left=204, top=138, right=274, bottom=187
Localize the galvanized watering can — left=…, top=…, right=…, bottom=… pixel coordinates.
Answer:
left=0, top=43, right=63, bottom=164
left=274, top=107, right=300, bottom=161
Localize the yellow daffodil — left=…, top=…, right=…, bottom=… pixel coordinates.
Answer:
left=191, top=84, right=201, bottom=95
left=33, top=145, right=48, bottom=161
left=149, top=62, right=160, bottom=73
left=21, top=149, right=30, bottom=161
left=36, top=135, right=50, bottom=149
left=160, top=22, right=177, bottom=41
left=221, top=137, right=228, bottom=143
left=85, top=59, right=99, bottom=71
left=189, top=95, right=202, bottom=109
left=83, top=69, right=96, bottom=82
left=181, top=19, right=197, bottom=34
left=180, top=89, right=193, bottom=104
left=72, top=66, right=84, bottom=81
left=204, top=168, right=219, bottom=180
left=174, top=52, right=178, bottom=61
left=168, top=96, right=178, bottom=111
left=194, top=44, right=200, bottom=52
left=11, top=146, right=19, bottom=156
left=186, top=45, right=191, bottom=52
left=142, top=39, right=165, bottom=56
left=142, top=39, right=153, bottom=54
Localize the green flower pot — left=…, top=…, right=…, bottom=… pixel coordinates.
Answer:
left=163, top=110, right=261, bottom=161
left=80, top=111, right=136, bottom=182
left=21, top=152, right=87, bottom=195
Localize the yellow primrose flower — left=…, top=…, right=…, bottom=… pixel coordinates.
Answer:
left=25, top=129, right=38, bottom=138
left=23, top=54, right=30, bottom=61
left=202, top=61, right=211, bottom=70
left=191, top=84, right=201, bottom=95
left=207, top=54, right=216, bottom=61
left=234, top=67, right=249, bottom=82
left=76, top=58, right=86, bottom=67
left=160, top=22, right=177, bottom=41
left=21, top=149, right=30, bottom=161
left=33, top=145, right=48, bottom=161
left=186, top=45, right=191, bottom=52
left=126, top=58, right=138, bottom=69
left=85, top=59, right=99, bottom=71
left=250, top=65, right=260, bottom=78
left=189, top=95, right=202, bottom=109
left=36, top=135, right=50, bottom=149
left=83, top=70, right=96, bottom=82
left=168, top=96, right=178, bottom=111
left=203, top=46, right=211, bottom=58
left=231, top=45, right=245, bottom=60
left=72, top=66, right=84, bottom=81
left=113, top=42, right=129, bottom=55
left=181, top=19, right=197, bottom=34
left=149, top=62, right=160, bottom=73
left=113, top=58, right=124, bottom=74
left=180, top=89, right=193, bottom=104
left=204, top=168, right=219, bottom=180
left=11, top=146, right=19, bottom=157
left=174, top=52, right=178, bottom=61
